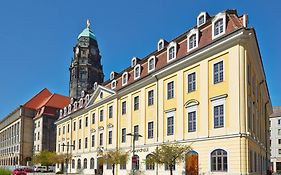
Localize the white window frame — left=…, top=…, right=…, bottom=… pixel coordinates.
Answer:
left=122, top=72, right=128, bottom=86
left=111, top=80, right=116, bottom=89
left=187, top=72, right=196, bottom=93
left=197, top=12, right=207, bottom=27
left=108, top=128, right=113, bottom=145
left=211, top=96, right=226, bottom=129
left=166, top=110, right=175, bottom=136
left=187, top=29, right=199, bottom=52
left=167, top=81, right=174, bottom=100
left=167, top=42, right=177, bottom=62
left=134, top=64, right=141, bottom=80
left=157, top=39, right=164, bottom=51
left=186, top=104, right=198, bottom=133
left=212, top=59, right=224, bottom=84
left=212, top=12, right=226, bottom=40
left=131, top=57, right=138, bottom=67
left=147, top=121, right=154, bottom=139
left=110, top=72, right=115, bottom=80
left=148, top=56, right=156, bottom=73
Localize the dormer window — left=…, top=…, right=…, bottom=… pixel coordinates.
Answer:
left=74, top=102, right=78, bottom=111
left=122, top=72, right=128, bottom=86
left=64, top=107, right=67, bottom=116
left=111, top=80, right=116, bottom=89
left=187, top=29, right=199, bottom=52
left=148, top=56, right=156, bottom=72
left=100, top=92, right=103, bottom=99
left=79, top=98, right=84, bottom=108
left=93, top=82, right=98, bottom=90
left=110, top=72, right=115, bottom=80
left=158, top=39, right=164, bottom=51
left=131, top=57, right=138, bottom=67
left=68, top=104, right=72, bottom=114
left=134, top=64, right=141, bottom=80
left=167, top=42, right=177, bottom=62
left=197, top=12, right=207, bottom=27
left=212, top=13, right=226, bottom=39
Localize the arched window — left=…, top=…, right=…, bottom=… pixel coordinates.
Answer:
left=72, top=159, right=75, bottom=169
left=122, top=72, right=128, bottom=86
left=168, top=46, right=175, bottom=60
left=148, top=56, right=156, bottom=72
left=90, top=158, right=95, bottom=169
left=214, top=19, right=224, bottom=36
left=134, top=64, right=141, bottom=80
left=132, top=155, right=140, bottom=170
left=211, top=149, right=227, bottom=172
left=77, top=159, right=81, bottom=169
left=83, top=158, right=87, bottom=169
left=111, top=80, right=116, bottom=89
left=158, top=39, right=164, bottom=51
left=189, top=34, right=197, bottom=50
left=146, top=154, right=155, bottom=170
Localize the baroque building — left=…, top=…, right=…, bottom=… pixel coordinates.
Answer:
left=69, top=20, right=104, bottom=99
left=56, top=10, right=272, bottom=175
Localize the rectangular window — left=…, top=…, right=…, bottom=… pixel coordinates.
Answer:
left=278, top=139, right=281, bottom=144
left=79, top=119, right=82, bottom=129
left=73, top=140, right=75, bottom=150
left=278, top=129, right=281, bottom=135
left=63, top=126, right=65, bottom=134
left=120, top=163, right=126, bottom=170
left=278, top=149, right=281, bottom=155
left=188, top=111, right=196, bottom=132
left=188, top=72, right=196, bottom=92
left=122, top=101, right=126, bottom=115
left=85, top=117, right=88, bottom=127
left=99, top=133, right=103, bottom=146
left=92, top=113, right=95, bottom=124
left=108, top=131, right=112, bottom=144
left=167, top=116, right=174, bottom=135
left=134, top=96, right=139, bottom=111
left=148, top=90, right=154, bottom=106
left=165, top=164, right=175, bottom=170
left=279, top=119, right=281, bottom=125
left=148, top=122, right=154, bottom=139
left=214, top=105, right=224, bottom=128
left=73, top=122, right=76, bottom=131
left=85, top=137, right=88, bottom=148
left=78, top=139, right=81, bottom=149
left=67, top=124, right=70, bottom=133
left=134, top=125, right=139, bottom=141
left=92, top=135, right=95, bottom=147
left=100, top=110, right=104, bottom=122
left=167, top=81, right=174, bottom=99
left=122, top=128, right=126, bottom=143
left=59, top=128, right=61, bottom=136
left=214, top=61, right=224, bottom=84
left=109, top=106, right=113, bottom=118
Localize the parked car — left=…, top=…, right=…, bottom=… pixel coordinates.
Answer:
left=12, top=168, right=26, bottom=175
left=34, top=166, right=47, bottom=172
left=22, top=167, right=33, bottom=173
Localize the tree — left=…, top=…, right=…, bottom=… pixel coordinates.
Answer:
left=102, top=149, right=129, bottom=175
left=146, top=144, right=192, bottom=175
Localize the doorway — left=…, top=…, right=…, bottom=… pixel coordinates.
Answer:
left=185, top=151, right=198, bottom=175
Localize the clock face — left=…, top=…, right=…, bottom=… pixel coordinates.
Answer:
left=91, top=48, right=96, bottom=55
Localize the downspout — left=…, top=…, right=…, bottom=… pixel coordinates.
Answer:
left=264, top=101, right=269, bottom=174
left=154, top=75, right=159, bottom=175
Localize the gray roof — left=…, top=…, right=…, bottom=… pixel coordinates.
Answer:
left=270, top=106, right=281, bottom=118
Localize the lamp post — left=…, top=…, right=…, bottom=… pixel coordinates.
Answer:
left=126, top=133, right=142, bottom=175
left=61, top=143, right=74, bottom=175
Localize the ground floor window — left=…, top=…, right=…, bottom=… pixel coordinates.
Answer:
left=277, top=162, right=281, bottom=171
left=211, top=149, right=227, bottom=172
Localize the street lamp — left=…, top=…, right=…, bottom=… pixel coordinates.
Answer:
left=61, top=143, right=74, bottom=175
left=126, top=133, right=143, bottom=175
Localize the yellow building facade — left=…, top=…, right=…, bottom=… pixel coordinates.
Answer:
left=56, top=10, right=272, bottom=175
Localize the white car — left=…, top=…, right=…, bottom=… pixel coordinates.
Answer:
left=34, top=166, right=48, bottom=172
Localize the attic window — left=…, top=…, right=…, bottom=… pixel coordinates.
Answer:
left=93, top=82, right=98, bottom=90
left=100, top=92, right=103, bottom=99
left=197, top=12, right=207, bottom=27
left=187, top=29, right=199, bottom=51
left=79, top=98, right=84, bottom=108
left=212, top=12, right=226, bottom=39
left=122, top=72, right=128, bottom=86
left=111, top=80, right=116, bottom=89
left=134, top=64, right=141, bottom=80
left=131, top=57, right=138, bottom=67
left=158, top=39, right=164, bottom=51
left=148, top=56, right=156, bottom=72
left=167, top=42, right=177, bottom=62
left=110, top=72, right=115, bottom=80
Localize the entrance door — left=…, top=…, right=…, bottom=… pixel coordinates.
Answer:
left=97, top=157, right=103, bottom=175
left=185, top=151, right=198, bottom=175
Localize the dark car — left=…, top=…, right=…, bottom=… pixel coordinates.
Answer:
left=12, top=168, right=26, bottom=175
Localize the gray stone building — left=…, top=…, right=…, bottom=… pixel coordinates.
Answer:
left=270, top=106, right=281, bottom=172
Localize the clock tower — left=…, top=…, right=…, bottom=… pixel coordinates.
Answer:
left=69, top=20, right=104, bottom=99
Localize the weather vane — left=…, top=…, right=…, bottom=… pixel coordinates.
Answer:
left=86, top=19, right=90, bottom=28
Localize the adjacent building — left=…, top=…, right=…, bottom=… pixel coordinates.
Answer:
left=56, top=10, right=272, bottom=175
left=270, top=106, right=281, bottom=172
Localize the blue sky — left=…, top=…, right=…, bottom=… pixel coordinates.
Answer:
left=0, top=1, right=280, bottom=118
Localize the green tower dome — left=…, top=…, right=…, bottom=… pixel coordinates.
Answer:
left=78, top=19, right=96, bottom=40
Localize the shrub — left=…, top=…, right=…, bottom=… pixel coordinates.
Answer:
left=0, top=168, right=11, bottom=175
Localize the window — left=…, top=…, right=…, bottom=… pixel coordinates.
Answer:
left=214, top=61, right=224, bottom=84
left=278, top=129, right=281, bottom=135
left=58, top=128, right=61, bottom=136
left=100, top=92, right=103, bottom=99
left=108, top=131, right=112, bottom=144
left=131, top=57, right=137, bottom=67
left=188, top=72, right=196, bottom=92
left=72, top=159, right=75, bottom=169
left=67, top=124, right=70, bottom=133
left=122, top=128, right=126, bottom=143
left=146, top=154, right=155, bottom=170
left=134, top=125, right=139, bottom=141
left=278, top=139, right=281, bottom=144
left=279, top=119, right=281, bottom=125
left=77, top=159, right=81, bottom=169
left=38, top=132, right=40, bottom=140
left=85, top=137, right=88, bottom=148
left=99, top=133, right=103, bottom=146
left=279, top=149, right=281, bottom=155
left=92, top=135, right=95, bottom=147
left=111, top=80, right=116, bottom=89
left=120, top=162, right=126, bottom=170
left=158, top=39, right=164, bottom=51
left=167, top=81, right=174, bottom=99
left=188, top=111, right=196, bottom=132
left=165, top=164, right=175, bottom=170
left=63, top=126, right=65, bottom=134
left=148, top=122, right=154, bottom=139
left=90, top=158, right=95, bottom=169
left=134, top=96, right=139, bottom=111
left=79, top=119, right=82, bottom=129
left=134, top=65, right=141, bottom=79
left=198, top=15, right=205, bottom=26
left=167, top=116, right=174, bottom=135
left=85, top=117, right=88, bottom=127
left=78, top=139, right=81, bottom=149
left=211, top=149, right=227, bottom=172
left=92, top=113, right=95, bottom=124
left=83, top=158, right=87, bottom=169
left=148, top=56, right=155, bottom=72
left=214, top=105, right=224, bottom=128
left=132, top=155, right=140, bottom=170
left=122, top=72, right=128, bottom=86
left=109, top=106, right=113, bottom=118
left=73, top=122, right=76, bottom=131
left=58, top=144, right=60, bottom=152
left=148, top=90, right=154, bottom=106
left=214, top=19, right=224, bottom=36
left=168, top=46, right=175, bottom=61
left=187, top=31, right=199, bottom=51
left=110, top=72, right=115, bottom=80
left=122, top=101, right=126, bottom=115
left=100, top=110, right=104, bottom=122
left=212, top=13, right=226, bottom=39
left=73, top=140, right=75, bottom=150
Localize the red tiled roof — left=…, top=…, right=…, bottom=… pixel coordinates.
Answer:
left=23, top=88, right=52, bottom=110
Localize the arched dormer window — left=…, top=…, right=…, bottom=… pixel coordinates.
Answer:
left=68, top=104, right=72, bottom=114
left=59, top=109, right=63, bottom=117
left=110, top=71, right=116, bottom=80
left=122, top=72, right=128, bottom=86
left=79, top=98, right=84, bottom=108
left=157, top=39, right=165, bottom=51
left=134, top=64, right=141, bottom=80
left=85, top=94, right=90, bottom=104
left=64, top=107, right=67, bottom=116
left=211, top=149, right=228, bottom=172
left=111, top=80, right=116, bottom=89
left=197, top=12, right=207, bottom=27
left=81, top=90, right=85, bottom=98
left=131, top=57, right=138, bottom=67
left=93, top=82, right=98, bottom=90
left=212, top=12, right=226, bottom=39
left=167, top=42, right=177, bottom=62
left=187, top=29, right=199, bottom=52
left=73, top=101, right=78, bottom=111
left=148, top=56, right=156, bottom=73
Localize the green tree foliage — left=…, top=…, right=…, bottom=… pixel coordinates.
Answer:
left=102, top=149, right=129, bottom=175
left=33, top=151, right=69, bottom=167
left=146, top=144, right=192, bottom=175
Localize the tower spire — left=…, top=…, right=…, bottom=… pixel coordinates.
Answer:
left=86, top=19, right=90, bottom=28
